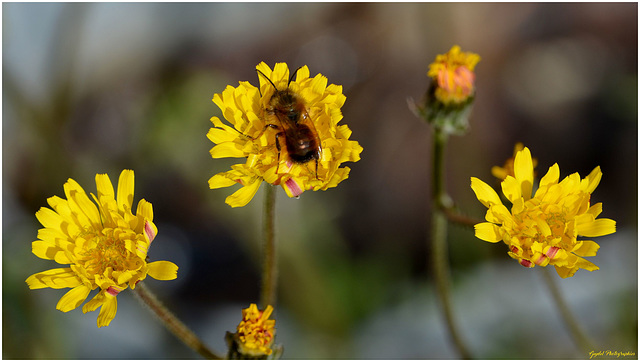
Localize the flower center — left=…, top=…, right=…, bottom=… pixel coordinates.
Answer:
left=78, top=228, right=142, bottom=277
left=511, top=201, right=574, bottom=260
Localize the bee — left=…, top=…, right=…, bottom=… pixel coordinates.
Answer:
left=256, top=67, right=322, bottom=179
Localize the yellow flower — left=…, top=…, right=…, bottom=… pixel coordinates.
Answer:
left=26, top=170, right=178, bottom=327
left=471, top=147, right=616, bottom=278
left=427, top=45, right=481, bottom=105
left=236, top=304, right=276, bottom=357
left=208, top=62, right=363, bottom=207
left=491, top=142, right=538, bottom=180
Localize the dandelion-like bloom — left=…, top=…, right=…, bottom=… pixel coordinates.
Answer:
left=26, top=170, right=178, bottom=327
left=471, top=147, right=616, bottom=278
left=208, top=62, right=363, bottom=207
left=491, top=142, right=538, bottom=180
left=236, top=304, right=276, bottom=357
left=427, top=45, right=481, bottom=105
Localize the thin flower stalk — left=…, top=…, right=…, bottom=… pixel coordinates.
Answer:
left=133, top=282, right=223, bottom=359
left=261, top=185, right=277, bottom=309
left=540, top=267, right=596, bottom=356
left=417, top=45, right=480, bottom=358
left=430, top=129, right=472, bottom=359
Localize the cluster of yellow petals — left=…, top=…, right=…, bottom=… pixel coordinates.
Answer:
left=491, top=142, right=538, bottom=180
left=208, top=62, right=363, bottom=207
left=236, top=304, right=276, bottom=356
left=428, top=45, right=481, bottom=105
left=26, top=170, right=178, bottom=327
left=471, top=147, right=616, bottom=278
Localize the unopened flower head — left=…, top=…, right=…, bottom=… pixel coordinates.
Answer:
left=491, top=142, right=538, bottom=180
left=208, top=62, right=363, bottom=207
left=471, top=147, right=616, bottom=278
left=236, top=304, right=276, bottom=357
left=428, top=45, right=481, bottom=105
left=26, top=170, right=178, bottom=327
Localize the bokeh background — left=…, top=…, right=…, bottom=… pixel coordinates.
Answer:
left=3, top=2, right=637, bottom=359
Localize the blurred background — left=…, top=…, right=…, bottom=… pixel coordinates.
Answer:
left=3, top=2, right=637, bottom=359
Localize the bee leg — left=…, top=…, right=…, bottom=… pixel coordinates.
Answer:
left=242, top=123, right=279, bottom=141
left=274, top=131, right=284, bottom=174
left=315, top=159, right=319, bottom=180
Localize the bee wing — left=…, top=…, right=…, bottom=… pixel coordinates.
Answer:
left=300, top=108, right=322, bottom=154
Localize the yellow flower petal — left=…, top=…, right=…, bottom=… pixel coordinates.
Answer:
left=209, top=173, right=238, bottom=189
left=474, top=222, right=502, bottom=243
left=207, top=126, right=239, bottom=144
left=581, top=166, right=602, bottom=194
left=577, top=218, right=616, bottom=237
left=147, top=261, right=179, bottom=280
left=95, top=173, right=115, bottom=200
left=536, top=163, right=560, bottom=198
left=97, top=294, right=118, bottom=328
left=82, top=291, right=105, bottom=313
left=575, top=257, right=599, bottom=272
left=573, top=240, right=600, bottom=257
left=491, top=166, right=508, bottom=180
left=136, top=199, right=154, bottom=222
left=115, top=270, right=134, bottom=285
left=514, top=147, right=534, bottom=200
left=26, top=268, right=82, bottom=289
left=485, top=204, right=511, bottom=224
left=556, top=256, right=599, bottom=278
left=116, top=169, right=135, bottom=214
left=587, top=202, right=603, bottom=218
left=68, top=179, right=103, bottom=226
left=31, top=240, right=60, bottom=261
left=470, top=177, right=502, bottom=208
left=501, top=175, right=521, bottom=204
left=32, top=240, right=71, bottom=264
left=56, top=284, right=91, bottom=312
left=554, top=265, right=578, bottom=279
left=210, top=143, right=245, bottom=158
left=226, top=179, right=262, bottom=208
left=35, top=207, right=65, bottom=231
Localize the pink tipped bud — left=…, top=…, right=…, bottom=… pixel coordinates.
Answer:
left=285, top=178, right=304, bottom=198
left=106, top=285, right=124, bottom=297
left=144, top=220, right=156, bottom=244
left=520, top=259, right=534, bottom=268
left=545, top=246, right=560, bottom=259
left=534, top=254, right=548, bottom=266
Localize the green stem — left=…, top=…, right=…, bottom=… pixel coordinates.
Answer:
left=540, top=267, right=595, bottom=357
left=443, top=207, right=484, bottom=228
left=260, top=184, right=277, bottom=309
left=133, top=282, right=223, bottom=359
left=430, top=129, right=472, bottom=359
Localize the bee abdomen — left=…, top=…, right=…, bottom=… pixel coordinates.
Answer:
left=286, top=127, right=320, bottom=163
